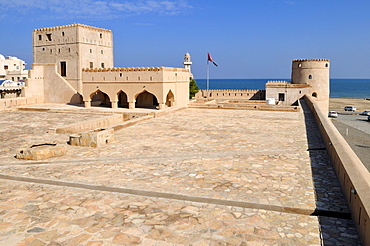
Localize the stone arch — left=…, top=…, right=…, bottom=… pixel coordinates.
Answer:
left=312, top=92, right=318, bottom=98
left=117, top=90, right=129, bottom=108
left=166, top=90, right=175, bottom=107
left=135, top=90, right=159, bottom=109
left=90, top=90, right=111, bottom=107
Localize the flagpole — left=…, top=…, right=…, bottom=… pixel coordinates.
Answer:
left=206, top=60, right=210, bottom=90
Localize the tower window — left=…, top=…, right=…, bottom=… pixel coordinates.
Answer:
left=325, top=63, right=329, bottom=67
left=120, top=73, right=123, bottom=77
left=46, top=34, right=52, bottom=41
left=4, top=65, right=8, bottom=70
left=308, top=75, right=312, bottom=79
left=101, top=63, right=105, bottom=68
left=90, top=62, right=93, bottom=68
left=38, top=35, right=42, bottom=41
left=298, top=63, right=302, bottom=68
left=90, top=49, right=92, bottom=53
left=60, top=61, right=66, bottom=77
left=312, top=92, right=317, bottom=98
left=62, top=32, right=65, bottom=36
left=101, top=50, right=103, bottom=54
left=100, top=33, right=102, bottom=38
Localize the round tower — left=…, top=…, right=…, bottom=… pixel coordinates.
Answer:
left=291, top=59, right=330, bottom=112
left=183, top=52, right=192, bottom=72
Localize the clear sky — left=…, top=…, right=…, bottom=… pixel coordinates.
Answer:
left=1, top=0, right=370, bottom=79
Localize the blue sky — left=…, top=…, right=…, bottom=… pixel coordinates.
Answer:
left=1, top=0, right=370, bottom=79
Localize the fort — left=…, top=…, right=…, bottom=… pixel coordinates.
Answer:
left=0, top=24, right=369, bottom=245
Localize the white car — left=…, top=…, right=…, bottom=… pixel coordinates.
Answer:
left=328, top=111, right=338, bottom=118
left=344, top=106, right=356, bottom=112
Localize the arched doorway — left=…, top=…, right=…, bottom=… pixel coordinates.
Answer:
left=166, top=90, right=175, bottom=107
left=118, top=90, right=128, bottom=108
left=90, top=90, right=111, bottom=107
left=135, top=90, right=159, bottom=109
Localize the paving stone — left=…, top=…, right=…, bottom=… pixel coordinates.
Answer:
left=0, top=106, right=362, bottom=245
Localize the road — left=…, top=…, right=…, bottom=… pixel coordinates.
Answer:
left=331, top=113, right=370, bottom=172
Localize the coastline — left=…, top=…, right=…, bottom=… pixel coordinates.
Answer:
left=329, top=98, right=370, bottom=111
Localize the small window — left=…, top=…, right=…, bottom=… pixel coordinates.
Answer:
left=62, top=32, right=65, bottom=36
left=312, top=92, right=317, bottom=97
left=58, top=49, right=61, bottom=53
left=298, top=63, right=302, bottom=68
left=150, top=77, right=153, bottom=81
left=325, top=63, right=329, bottom=67
left=100, top=33, right=102, bottom=38
left=4, top=65, right=9, bottom=70
left=46, top=34, right=52, bottom=41
left=68, top=48, right=71, bottom=52
left=38, top=35, right=42, bottom=40
left=278, top=93, right=285, bottom=101
left=101, top=50, right=103, bottom=54
left=50, top=49, right=53, bottom=54
left=101, top=63, right=105, bottom=68
left=119, top=73, right=123, bottom=77
left=138, top=76, right=140, bottom=81
left=42, top=48, right=45, bottom=51
left=90, top=49, right=92, bottom=53
left=90, top=62, right=93, bottom=68
left=308, top=75, right=312, bottom=79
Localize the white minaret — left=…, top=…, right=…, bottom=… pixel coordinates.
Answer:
left=183, top=52, right=192, bottom=72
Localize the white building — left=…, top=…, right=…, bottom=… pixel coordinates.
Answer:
left=0, top=54, right=28, bottom=82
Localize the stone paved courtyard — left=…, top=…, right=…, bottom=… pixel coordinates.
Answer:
left=0, top=105, right=361, bottom=245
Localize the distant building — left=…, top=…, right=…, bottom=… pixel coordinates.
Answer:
left=0, top=54, right=28, bottom=82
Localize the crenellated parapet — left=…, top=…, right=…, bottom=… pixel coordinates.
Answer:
left=82, top=67, right=189, bottom=73
left=266, top=80, right=291, bottom=84
left=293, top=59, right=330, bottom=62
left=34, top=23, right=111, bottom=33
left=200, top=89, right=263, bottom=93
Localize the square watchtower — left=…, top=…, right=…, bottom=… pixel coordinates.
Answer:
left=32, top=24, right=113, bottom=92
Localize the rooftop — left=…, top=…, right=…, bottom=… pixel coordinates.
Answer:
left=0, top=104, right=361, bottom=245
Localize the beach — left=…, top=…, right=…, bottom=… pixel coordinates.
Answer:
left=329, top=98, right=370, bottom=111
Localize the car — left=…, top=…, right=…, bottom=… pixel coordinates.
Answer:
left=360, top=110, right=370, bottom=116
left=344, top=106, right=356, bottom=112
left=328, top=111, right=338, bottom=118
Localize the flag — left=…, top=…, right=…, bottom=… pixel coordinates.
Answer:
left=207, top=53, right=218, bottom=67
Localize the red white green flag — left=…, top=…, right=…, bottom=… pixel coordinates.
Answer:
left=207, top=53, right=218, bottom=67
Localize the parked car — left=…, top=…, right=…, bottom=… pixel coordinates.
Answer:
left=344, top=106, right=356, bottom=111
left=360, top=110, right=370, bottom=116
left=328, top=111, right=338, bottom=118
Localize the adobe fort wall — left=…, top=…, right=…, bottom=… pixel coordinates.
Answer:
left=195, top=89, right=265, bottom=100
left=304, top=95, right=370, bottom=246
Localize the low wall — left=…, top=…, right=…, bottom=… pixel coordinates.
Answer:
left=0, top=97, right=43, bottom=110
left=56, top=114, right=124, bottom=134
left=304, top=95, right=370, bottom=245
left=196, top=89, right=266, bottom=100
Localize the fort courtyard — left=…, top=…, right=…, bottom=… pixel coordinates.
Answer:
left=0, top=102, right=361, bottom=245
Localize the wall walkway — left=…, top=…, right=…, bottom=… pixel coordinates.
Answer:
left=304, top=95, right=370, bottom=245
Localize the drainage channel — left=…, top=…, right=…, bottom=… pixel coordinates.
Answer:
left=0, top=174, right=351, bottom=220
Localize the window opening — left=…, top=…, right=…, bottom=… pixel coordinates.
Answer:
left=38, top=35, right=42, bottom=41
left=60, top=61, right=66, bottom=77
left=309, top=75, right=312, bottom=79
left=62, top=32, right=65, bottom=36
left=90, top=62, right=93, bottom=68
left=46, top=34, right=52, bottom=41
left=278, top=93, right=285, bottom=101
left=101, top=63, right=105, bottom=68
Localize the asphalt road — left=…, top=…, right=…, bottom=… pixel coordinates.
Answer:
left=331, top=113, right=370, bottom=172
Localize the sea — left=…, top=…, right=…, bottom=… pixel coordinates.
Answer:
left=196, top=79, right=370, bottom=99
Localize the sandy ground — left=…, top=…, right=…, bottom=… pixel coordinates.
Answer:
left=329, top=98, right=370, bottom=111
